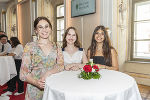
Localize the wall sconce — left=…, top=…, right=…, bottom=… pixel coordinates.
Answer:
left=2, top=10, right=6, bottom=14
left=11, top=24, right=16, bottom=32
left=119, top=1, right=126, bottom=13
left=11, top=24, right=17, bottom=36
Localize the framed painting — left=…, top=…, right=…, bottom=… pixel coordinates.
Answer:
left=71, top=0, right=96, bottom=17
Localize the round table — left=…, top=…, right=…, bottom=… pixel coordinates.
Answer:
left=0, top=56, right=17, bottom=85
left=43, top=69, right=142, bottom=100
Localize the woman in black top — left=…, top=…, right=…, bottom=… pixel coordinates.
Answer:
left=87, top=25, right=118, bottom=71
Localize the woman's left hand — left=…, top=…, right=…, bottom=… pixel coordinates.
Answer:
left=40, top=72, right=51, bottom=82
left=95, top=64, right=106, bottom=69
left=70, top=66, right=79, bottom=71
left=65, top=64, right=75, bottom=71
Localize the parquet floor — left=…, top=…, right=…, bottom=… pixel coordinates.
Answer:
left=138, top=84, right=150, bottom=100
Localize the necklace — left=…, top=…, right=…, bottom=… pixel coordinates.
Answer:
left=96, top=43, right=103, bottom=51
left=96, top=47, right=102, bottom=51
left=38, top=42, right=49, bottom=45
left=38, top=41, right=51, bottom=45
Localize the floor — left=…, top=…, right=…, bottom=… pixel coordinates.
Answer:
left=0, top=83, right=26, bottom=100
left=138, top=84, right=150, bottom=100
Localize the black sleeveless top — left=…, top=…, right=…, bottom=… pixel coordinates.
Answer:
left=62, top=48, right=83, bottom=51
left=93, top=56, right=106, bottom=65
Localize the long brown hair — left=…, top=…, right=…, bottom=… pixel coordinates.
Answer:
left=34, top=16, right=52, bottom=30
left=62, top=27, right=81, bottom=48
left=88, top=25, right=114, bottom=66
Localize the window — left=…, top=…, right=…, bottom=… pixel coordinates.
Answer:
left=57, top=5, right=64, bottom=42
left=131, top=0, right=150, bottom=61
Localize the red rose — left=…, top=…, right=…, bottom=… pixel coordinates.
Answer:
left=93, top=65, right=99, bottom=72
left=83, top=65, right=92, bottom=72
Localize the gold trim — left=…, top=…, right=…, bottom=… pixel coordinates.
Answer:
left=2, top=11, right=6, bottom=14
left=41, top=0, right=44, bottom=16
left=116, top=0, right=119, bottom=52
left=9, top=8, right=12, bottom=38
left=126, top=0, right=129, bottom=61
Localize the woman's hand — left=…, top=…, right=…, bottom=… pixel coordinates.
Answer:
left=65, top=65, right=71, bottom=71
left=95, top=64, right=106, bottom=69
left=37, top=72, right=50, bottom=89
left=70, top=66, right=79, bottom=71
left=65, top=64, right=80, bottom=71
left=40, top=72, right=51, bottom=83
left=65, top=64, right=75, bottom=71
left=0, top=52, right=7, bottom=56
left=34, top=79, right=45, bottom=90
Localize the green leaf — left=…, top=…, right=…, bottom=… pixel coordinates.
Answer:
left=92, top=72, right=100, bottom=79
left=79, top=69, right=101, bottom=80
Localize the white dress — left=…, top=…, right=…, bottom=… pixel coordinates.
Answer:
left=11, top=44, right=23, bottom=60
left=62, top=48, right=83, bottom=65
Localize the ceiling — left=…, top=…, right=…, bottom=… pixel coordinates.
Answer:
left=0, top=0, right=11, bottom=2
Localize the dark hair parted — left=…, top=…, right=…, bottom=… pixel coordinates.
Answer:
left=88, top=25, right=115, bottom=66
left=34, top=16, right=52, bottom=29
left=10, top=37, right=21, bottom=48
left=62, top=27, right=81, bottom=48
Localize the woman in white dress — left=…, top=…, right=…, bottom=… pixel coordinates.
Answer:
left=62, top=27, right=88, bottom=71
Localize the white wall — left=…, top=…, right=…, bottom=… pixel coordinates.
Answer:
left=65, top=0, right=100, bottom=51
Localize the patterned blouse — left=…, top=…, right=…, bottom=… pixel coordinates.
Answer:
left=20, top=42, right=64, bottom=100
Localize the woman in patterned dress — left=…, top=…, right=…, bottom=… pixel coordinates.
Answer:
left=20, top=17, right=64, bottom=100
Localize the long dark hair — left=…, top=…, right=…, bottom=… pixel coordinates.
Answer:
left=10, top=37, right=21, bottom=48
left=88, top=25, right=114, bottom=66
left=62, top=27, right=81, bottom=48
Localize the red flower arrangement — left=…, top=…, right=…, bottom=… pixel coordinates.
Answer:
left=79, top=62, right=101, bottom=80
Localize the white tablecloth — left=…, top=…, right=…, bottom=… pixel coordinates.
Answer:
left=43, top=69, right=142, bottom=100
left=0, top=56, right=17, bottom=85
